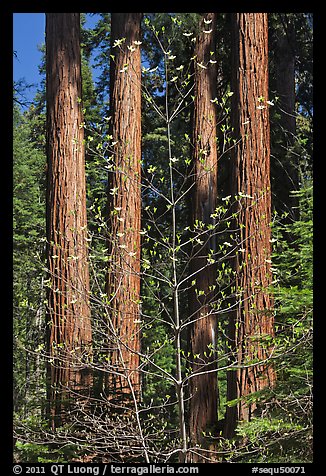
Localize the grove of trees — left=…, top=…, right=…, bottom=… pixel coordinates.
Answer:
left=13, top=12, right=313, bottom=464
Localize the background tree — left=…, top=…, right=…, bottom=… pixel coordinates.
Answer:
left=105, top=13, right=142, bottom=401
left=46, top=13, right=92, bottom=429
left=224, top=13, right=276, bottom=438
left=270, top=13, right=298, bottom=220
left=13, top=102, right=46, bottom=417
left=188, top=12, right=219, bottom=460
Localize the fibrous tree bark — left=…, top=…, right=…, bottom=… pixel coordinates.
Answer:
left=188, top=12, right=219, bottom=460
left=224, top=13, right=276, bottom=438
left=46, top=13, right=92, bottom=430
left=106, top=13, right=142, bottom=401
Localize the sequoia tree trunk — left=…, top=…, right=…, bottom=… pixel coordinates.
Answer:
left=273, top=15, right=298, bottom=219
left=46, top=13, right=92, bottom=430
left=275, top=18, right=296, bottom=140
left=188, top=13, right=219, bottom=461
left=224, top=13, right=276, bottom=438
left=105, top=13, right=142, bottom=401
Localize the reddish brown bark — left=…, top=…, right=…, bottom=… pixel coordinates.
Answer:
left=105, top=13, right=142, bottom=400
left=224, top=13, right=276, bottom=438
left=188, top=13, right=219, bottom=459
left=46, top=13, right=92, bottom=429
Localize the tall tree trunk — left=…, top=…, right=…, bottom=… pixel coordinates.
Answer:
left=188, top=13, right=219, bottom=460
left=46, top=13, right=92, bottom=430
left=273, top=14, right=298, bottom=219
left=275, top=18, right=296, bottom=140
left=224, top=13, right=276, bottom=438
left=105, top=13, right=142, bottom=401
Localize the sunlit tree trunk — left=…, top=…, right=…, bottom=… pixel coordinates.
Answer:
left=188, top=12, right=219, bottom=460
left=224, top=13, right=276, bottom=438
left=105, top=13, right=142, bottom=401
left=46, top=13, right=92, bottom=430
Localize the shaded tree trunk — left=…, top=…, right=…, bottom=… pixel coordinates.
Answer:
left=105, top=13, right=142, bottom=401
left=275, top=18, right=296, bottom=139
left=188, top=13, right=219, bottom=460
left=224, top=13, right=276, bottom=439
left=273, top=14, right=298, bottom=219
left=46, top=13, right=92, bottom=430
